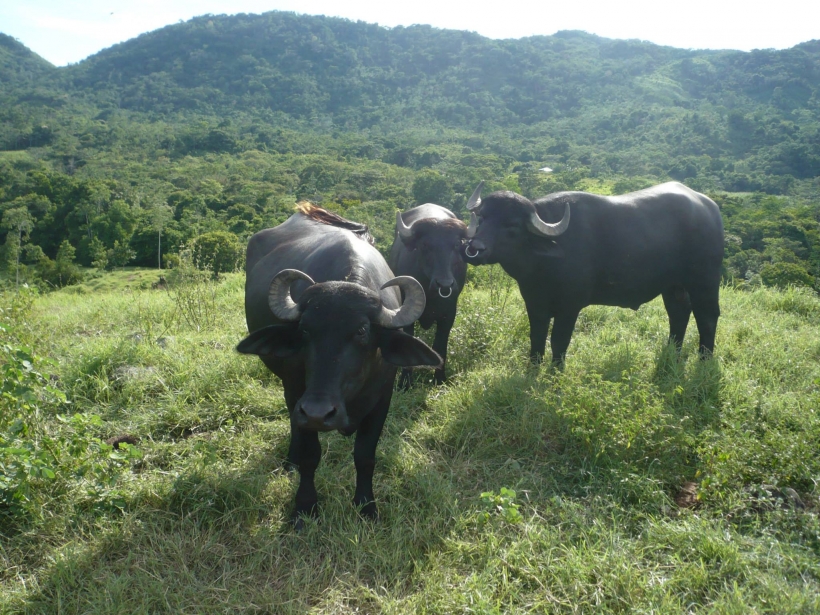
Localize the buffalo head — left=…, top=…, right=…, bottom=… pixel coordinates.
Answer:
left=237, top=269, right=441, bottom=431
left=396, top=212, right=469, bottom=298
left=464, top=189, right=570, bottom=264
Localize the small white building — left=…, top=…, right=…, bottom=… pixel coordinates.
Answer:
left=539, top=166, right=553, bottom=173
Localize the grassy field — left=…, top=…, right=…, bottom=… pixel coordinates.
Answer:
left=1, top=268, right=819, bottom=614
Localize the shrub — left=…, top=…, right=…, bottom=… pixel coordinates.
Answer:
left=191, top=231, right=243, bottom=276
left=760, top=261, right=815, bottom=289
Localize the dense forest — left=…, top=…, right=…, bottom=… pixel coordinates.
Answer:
left=1, top=11, right=820, bottom=289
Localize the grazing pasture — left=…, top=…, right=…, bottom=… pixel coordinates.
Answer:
left=2, top=269, right=819, bottom=613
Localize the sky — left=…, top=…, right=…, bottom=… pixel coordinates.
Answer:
left=1, top=0, right=818, bottom=66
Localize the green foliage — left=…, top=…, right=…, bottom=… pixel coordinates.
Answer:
left=102, top=240, right=136, bottom=270
left=166, top=257, right=220, bottom=331
left=412, top=169, right=454, bottom=208
left=31, top=240, right=84, bottom=288
left=760, top=262, right=815, bottom=289
left=0, top=289, right=140, bottom=524
left=1, top=12, right=820, bottom=297
left=478, top=487, right=524, bottom=525
left=191, top=231, right=243, bottom=276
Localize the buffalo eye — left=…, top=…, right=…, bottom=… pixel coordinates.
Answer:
left=354, top=324, right=369, bottom=344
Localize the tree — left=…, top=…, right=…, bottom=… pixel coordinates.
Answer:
left=191, top=231, right=243, bottom=276
left=1, top=207, right=33, bottom=289
left=108, top=240, right=136, bottom=270
left=150, top=202, right=174, bottom=270
left=760, top=262, right=815, bottom=289
left=412, top=170, right=453, bottom=208
left=30, top=240, right=83, bottom=288
left=89, top=237, right=108, bottom=270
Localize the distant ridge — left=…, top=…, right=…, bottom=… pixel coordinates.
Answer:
left=0, top=32, right=56, bottom=85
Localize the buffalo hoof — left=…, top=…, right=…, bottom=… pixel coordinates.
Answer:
left=292, top=500, right=319, bottom=530
left=355, top=499, right=379, bottom=521
left=434, top=370, right=447, bottom=386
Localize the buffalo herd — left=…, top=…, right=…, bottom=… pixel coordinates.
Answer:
left=238, top=182, right=724, bottom=524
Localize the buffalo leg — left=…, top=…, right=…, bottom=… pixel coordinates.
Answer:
left=524, top=299, right=551, bottom=363
left=689, top=285, right=721, bottom=357
left=284, top=387, right=304, bottom=469
left=397, top=323, right=415, bottom=389
left=432, top=316, right=454, bottom=384
left=550, top=310, right=580, bottom=366
left=662, top=288, right=692, bottom=350
left=291, top=428, right=321, bottom=524
left=352, top=389, right=391, bottom=519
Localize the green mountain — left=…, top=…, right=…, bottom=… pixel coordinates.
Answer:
left=1, top=11, right=819, bottom=285
left=0, top=33, right=55, bottom=86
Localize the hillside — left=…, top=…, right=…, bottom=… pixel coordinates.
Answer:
left=0, top=11, right=819, bottom=287
left=0, top=33, right=55, bottom=88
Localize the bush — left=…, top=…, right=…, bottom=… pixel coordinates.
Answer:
left=1, top=291, right=140, bottom=522
left=191, top=231, right=243, bottom=276
left=760, top=261, right=815, bottom=289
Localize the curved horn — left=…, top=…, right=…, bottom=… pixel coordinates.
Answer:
left=526, top=202, right=571, bottom=238
left=466, top=211, right=478, bottom=238
left=377, top=276, right=426, bottom=329
left=466, top=181, right=484, bottom=211
left=268, top=269, right=315, bottom=321
left=396, top=210, right=414, bottom=240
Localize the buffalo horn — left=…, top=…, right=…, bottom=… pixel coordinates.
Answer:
left=466, top=211, right=478, bottom=238
left=377, top=276, right=426, bottom=329
left=268, top=269, right=315, bottom=321
left=396, top=211, right=414, bottom=239
left=465, top=181, right=484, bottom=211
left=527, top=202, right=571, bottom=237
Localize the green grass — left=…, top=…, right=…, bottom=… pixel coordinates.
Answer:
left=2, top=270, right=819, bottom=613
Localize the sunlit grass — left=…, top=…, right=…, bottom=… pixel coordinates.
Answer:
left=2, top=270, right=819, bottom=613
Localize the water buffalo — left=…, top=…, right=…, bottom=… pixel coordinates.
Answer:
left=464, top=182, right=724, bottom=364
left=238, top=204, right=441, bottom=524
left=388, top=185, right=481, bottom=385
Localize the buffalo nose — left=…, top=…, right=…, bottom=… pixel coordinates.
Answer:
left=434, top=278, right=455, bottom=298
left=296, top=399, right=340, bottom=429
left=465, top=240, right=484, bottom=258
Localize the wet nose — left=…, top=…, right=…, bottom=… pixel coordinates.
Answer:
left=296, top=399, right=342, bottom=430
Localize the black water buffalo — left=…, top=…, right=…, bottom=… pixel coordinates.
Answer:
left=388, top=185, right=481, bottom=385
left=237, top=204, right=441, bottom=523
left=464, top=182, right=724, bottom=364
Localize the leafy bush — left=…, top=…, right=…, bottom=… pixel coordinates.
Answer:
left=166, top=254, right=220, bottom=331
left=760, top=261, right=815, bottom=289
left=0, top=291, right=140, bottom=524
left=191, top=231, right=243, bottom=276
left=478, top=487, right=523, bottom=525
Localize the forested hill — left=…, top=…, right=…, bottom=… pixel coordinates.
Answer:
left=3, top=12, right=820, bottom=189
left=0, top=33, right=55, bottom=87
left=1, top=11, right=820, bottom=288
left=67, top=14, right=697, bottom=123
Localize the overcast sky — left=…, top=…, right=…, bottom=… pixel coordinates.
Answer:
left=2, top=0, right=818, bottom=66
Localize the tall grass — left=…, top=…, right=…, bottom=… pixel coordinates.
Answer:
left=1, top=272, right=819, bottom=613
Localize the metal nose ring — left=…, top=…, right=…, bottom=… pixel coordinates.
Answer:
left=438, top=286, right=453, bottom=298
left=465, top=245, right=480, bottom=258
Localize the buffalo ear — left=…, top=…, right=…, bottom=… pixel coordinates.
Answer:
left=379, top=330, right=442, bottom=368
left=398, top=235, right=418, bottom=250
left=532, top=240, right=564, bottom=258
left=236, top=324, right=301, bottom=358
